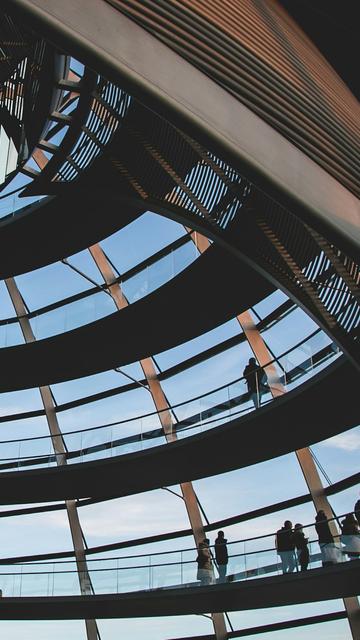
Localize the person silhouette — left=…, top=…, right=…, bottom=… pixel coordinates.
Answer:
left=293, top=523, right=309, bottom=571
left=315, top=510, right=339, bottom=566
left=276, top=520, right=296, bottom=574
left=196, top=539, right=215, bottom=585
left=215, top=531, right=228, bottom=583
left=341, top=513, right=360, bottom=560
left=243, top=357, right=267, bottom=408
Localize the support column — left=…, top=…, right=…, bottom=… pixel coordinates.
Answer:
left=89, top=243, right=227, bottom=639
left=5, top=277, right=98, bottom=640
left=191, top=233, right=360, bottom=638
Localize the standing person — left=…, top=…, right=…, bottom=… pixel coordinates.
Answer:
left=243, top=357, right=267, bottom=408
left=196, top=539, right=215, bottom=585
left=315, top=510, right=338, bottom=566
left=275, top=521, right=296, bottom=574
left=293, top=523, right=310, bottom=571
left=341, top=513, right=360, bottom=560
left=354, top=494, right=360, bottom=525
left=215, top=531, right=228, bottom=583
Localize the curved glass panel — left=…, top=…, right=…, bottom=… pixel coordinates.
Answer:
left=0, top=185, right=44, bottom=219
left=0, top=331, right=340, bottom=471
left=0, top=516, right=356, bottom=596
left=0, top=237, right=198, bottom=346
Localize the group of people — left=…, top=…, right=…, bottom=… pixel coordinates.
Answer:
left=276, top=502, right=360, bottom=575
left=276, top=520, right=309, bottom=573
left=196, top=531, right=228, bottom=585
left=195, top=498, right=360, bottom=585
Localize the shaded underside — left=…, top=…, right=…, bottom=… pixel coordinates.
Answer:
left=0, top=189, right=144, bottom=279
left=0, top=562, right=358, bottom=619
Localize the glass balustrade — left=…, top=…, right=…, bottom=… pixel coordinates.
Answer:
left=0, top=240, right=197, bottom=346
left=0, top=521, right=357, bottom=597
left=0, top=331, right=341, bottom=472
left=0, top=186, right=44, bottom=219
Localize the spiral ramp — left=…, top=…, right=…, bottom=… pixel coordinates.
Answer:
left=0, top=2, right=359, bottom=640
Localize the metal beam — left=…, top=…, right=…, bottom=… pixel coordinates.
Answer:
left=4, top=277, right=98, bottom=640
left=4, top=0, right=360, bottom=255
left=89, top=243, right=227, bottom=639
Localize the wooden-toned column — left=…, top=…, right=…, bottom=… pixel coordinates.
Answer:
left=89, top=243, right=227, bottom=640
left=5, top=277, right=98, bottom=640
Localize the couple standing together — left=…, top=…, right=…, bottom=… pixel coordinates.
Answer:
left=196, top=532, right=228, bottom=585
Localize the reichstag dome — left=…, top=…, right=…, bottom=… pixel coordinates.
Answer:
left=0, top=1, right=359, bottom=639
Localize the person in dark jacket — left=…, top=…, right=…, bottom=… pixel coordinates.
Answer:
left=243, top=357, right=267, bottom=408
left=341, top=513, right=360, bottom=560
left=293, top=523, right=309, bottom=571
left=276, top=520, right=295, bottom=574
left=196, top=539, right=214, bottom=585
left=215, top=531, right=228, bottom=583
left=315, top=510, right=333, bottom=543
left=315, top=510, right=337, bottom=566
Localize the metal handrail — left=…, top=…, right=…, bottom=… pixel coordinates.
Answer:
left=0, top=512, right=354, bottom=569
left=0, top=329, right=335, bottom=446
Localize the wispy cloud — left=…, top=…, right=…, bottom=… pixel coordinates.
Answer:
left=48, top=490, right=187, bottom=539
left=322, top=430, right=360, bottom=452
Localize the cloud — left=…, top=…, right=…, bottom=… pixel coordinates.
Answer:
left=322, top=430, right=360, bottom=452
left=0, top=404, right=28, bottom=417
left=47, top=490, right=187, bottom=539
